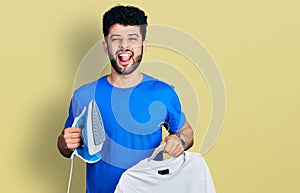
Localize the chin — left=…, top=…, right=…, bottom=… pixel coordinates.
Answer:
left=110, top=53, right=143, bottom=75
left=119, top=66, right=138, bottom=75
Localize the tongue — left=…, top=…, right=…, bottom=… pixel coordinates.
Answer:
left=120, top=55, right=131, bottom=62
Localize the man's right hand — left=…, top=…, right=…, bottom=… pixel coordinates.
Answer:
left=57, top=127, right=81, bottom=158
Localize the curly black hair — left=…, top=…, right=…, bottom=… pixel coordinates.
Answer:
left=102, top=5, right=148, bottom=41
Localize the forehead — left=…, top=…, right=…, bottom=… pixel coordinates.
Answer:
left=108, top=24, right=141, bottom=37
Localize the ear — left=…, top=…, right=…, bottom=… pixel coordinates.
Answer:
left=102, top=41, right=108, bottom=54
left=142, top=40, right=147, bottom=54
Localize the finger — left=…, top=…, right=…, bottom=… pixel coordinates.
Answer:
left=167, top=143, right=181, bottom=157
left=64, top=127, right=81, bottom=137
left=65, top=127, right=81, bottom=134
left=170, top=145, right=184, bottom=157
left=65, top=137, right=81, bottom=144
left=164, top=142, right=177, bottom=155
left=65, top=137, right=81, bottom=149
left=67, top=132, right=81, bottom=139
left=67, top=142, right=81, bottom=150
left=165, top=136, right=184, bottom=157
left=174, top=146, right=184, bottom=157
left=63, top=132, right=81, bottom=141
left=160, top=140, right=165, bottom=145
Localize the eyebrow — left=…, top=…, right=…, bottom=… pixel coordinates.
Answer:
left=109, top=33, right=140, bottom=39
left=127, top=33, right=140, bottom=37
left=109, top=34, right=121, bottom=39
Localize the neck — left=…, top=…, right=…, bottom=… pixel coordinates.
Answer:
left=107, top=69, right=143, bottom=88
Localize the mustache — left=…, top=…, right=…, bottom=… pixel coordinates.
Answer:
left=116, top=48, right=134, bottom=56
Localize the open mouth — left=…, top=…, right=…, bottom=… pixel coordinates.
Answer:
left=117, top=52, right=133, bottom=63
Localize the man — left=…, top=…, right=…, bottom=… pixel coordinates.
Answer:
left=57, top=5, right=194, bottom=193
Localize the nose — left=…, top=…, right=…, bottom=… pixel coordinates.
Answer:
left=119, top=39, right=129, bottom=49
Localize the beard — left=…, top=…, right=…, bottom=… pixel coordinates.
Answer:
left=108, top=46, right=144, bottom=75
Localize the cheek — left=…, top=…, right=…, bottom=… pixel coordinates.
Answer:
left=107, top=42, right=120, bottom=52
left=133, top=45, right=143, bottom=54
left=108, top=46, right=118, bottom=56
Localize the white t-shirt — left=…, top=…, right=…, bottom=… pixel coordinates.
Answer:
left=114, top=152, right=216, bottom=193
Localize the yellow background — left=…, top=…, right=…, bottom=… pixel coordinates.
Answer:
left=1, top=0, right=299, bottom=193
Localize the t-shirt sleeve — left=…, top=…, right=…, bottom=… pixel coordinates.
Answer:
left=64, top=93, right=82, bottom=128
left=64, top=99, right=75, bottom=128
left=64, top=81, right=99, bottom=129
left=165, top=88, right=186, bottom=133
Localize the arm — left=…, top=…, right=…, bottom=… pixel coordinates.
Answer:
left=164, top=121, right=194, bottom=157
left=57, top=127, right=81, bottom=158
left=176, top=121, right=194, bottom=150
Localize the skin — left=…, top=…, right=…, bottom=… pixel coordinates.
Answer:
left=57, top=24, right=194, bottom=158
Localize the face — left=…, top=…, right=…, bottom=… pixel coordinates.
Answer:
left=103, top=24, right=146, bottom=75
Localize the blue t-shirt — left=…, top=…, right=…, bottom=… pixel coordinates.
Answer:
left=64, top=74, right=186, bottom=193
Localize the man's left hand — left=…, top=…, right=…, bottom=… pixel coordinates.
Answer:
left=163, top=134, right=185, bottom=157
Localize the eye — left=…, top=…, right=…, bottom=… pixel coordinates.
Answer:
left=128, top=37, right=138, bottom=41
left=111, top=37, right=121, bottom=42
